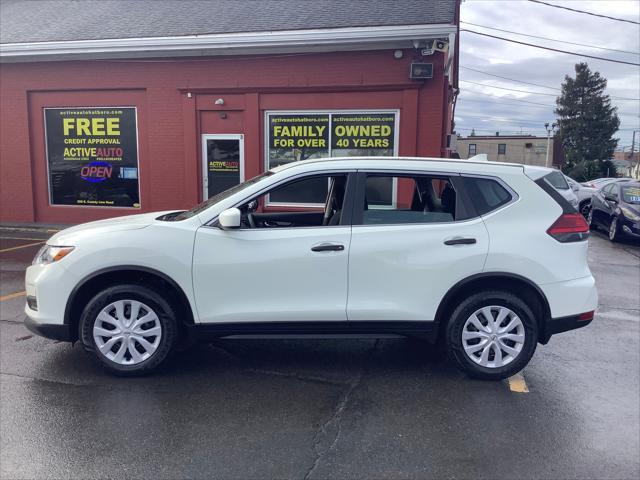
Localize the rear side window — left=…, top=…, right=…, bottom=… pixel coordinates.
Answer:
left=358, top=174, right=463, bottom=225
left=460, top=177, right=513, bottom=216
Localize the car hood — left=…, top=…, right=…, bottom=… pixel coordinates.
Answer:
left=48, top=211, right=181, bottom=245
left=621, top=203, right=640, bottom=217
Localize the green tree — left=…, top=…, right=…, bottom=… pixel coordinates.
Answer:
left=555, top=63, right=620, bottom=179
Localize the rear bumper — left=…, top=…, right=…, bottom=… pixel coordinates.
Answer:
left=24, top=315, right=73, bottom=342
left=540, top=312, right=593, bottom=344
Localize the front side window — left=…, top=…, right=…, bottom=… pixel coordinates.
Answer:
left=602, top=183, right=617, bottom=196
left=469, top=144, right=477, bottom=156
left=236, top=174, right=349, bottom=229
left=359, top=174, right=460, bottom=225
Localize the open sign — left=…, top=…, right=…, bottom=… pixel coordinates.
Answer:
left=80, top=161, right=113, bottom=183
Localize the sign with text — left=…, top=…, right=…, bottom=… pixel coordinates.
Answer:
left=331, top=113, right=395, bottom=150
left=44, top=107, right=140, bottom=207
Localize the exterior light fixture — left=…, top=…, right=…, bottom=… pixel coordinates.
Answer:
left=214, top=98, right=225, bottom=105
left=393, top=50, right=404, bottom=59
left=409, top=62, right=433, bottom=80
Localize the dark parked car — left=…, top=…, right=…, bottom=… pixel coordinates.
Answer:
left=588, top=181, right=640, bottom=242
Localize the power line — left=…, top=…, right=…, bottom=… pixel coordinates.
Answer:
left=460, top=21, right=640, bottom=55
left=528, top=0, right=640, bottom=25
left=461, top=66, right=558, bottom=91
left=459, top=97, right=554, bottom=109
left=460, top=79, right=558, bottom=96
left=460, top=88, right=556, bottom=106
left=460, top=66, right=640, bottom=101
left=461, top=29, right=640, bottom=66
left=455, top=114, right=550, bottom=126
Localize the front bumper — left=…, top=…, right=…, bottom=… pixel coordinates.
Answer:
left=24, top=315, right=74, bottom=341
left=621, top=217, right=640, bottom=238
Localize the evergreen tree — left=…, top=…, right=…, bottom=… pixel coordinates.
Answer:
left=555, top=63, right=620, bottom=179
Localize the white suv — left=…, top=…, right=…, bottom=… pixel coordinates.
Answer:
left=25, top=157, right=597, bottom=380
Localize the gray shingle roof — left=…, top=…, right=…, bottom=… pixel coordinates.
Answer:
left=0, top=0, right=456, bottom=44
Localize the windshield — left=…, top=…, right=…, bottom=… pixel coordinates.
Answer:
left=173, top=171, right=274, bottom=220
left=545, top=170, right=569, bottom=190
left=622, top=185, right=640, bottom=205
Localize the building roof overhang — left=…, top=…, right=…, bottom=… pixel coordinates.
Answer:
left=0, top=24, right=457, bottom=63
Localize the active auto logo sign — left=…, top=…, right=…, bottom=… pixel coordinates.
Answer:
left=80, top=161, right=113, bottom=183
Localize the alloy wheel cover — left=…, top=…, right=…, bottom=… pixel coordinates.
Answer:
left=462, top=305, right=525, bottom=368
left=93, top=299, right=162, bottom=365
left=609, top=218, right=617, bottom=240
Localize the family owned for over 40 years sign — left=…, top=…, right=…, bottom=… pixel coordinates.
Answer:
left=44, top=107, right=140, bottom=208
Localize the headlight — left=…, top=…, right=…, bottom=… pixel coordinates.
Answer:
left=32, top=245, right=75, bottom=265
left=620, top=207, right=640, bottom=222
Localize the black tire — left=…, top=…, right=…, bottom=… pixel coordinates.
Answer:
left=80, top=284, right=178, bottom=376
left=446, top=290, right=538, bottom=381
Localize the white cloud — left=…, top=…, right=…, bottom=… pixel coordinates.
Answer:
left=456, top=0, right=640, bottom=148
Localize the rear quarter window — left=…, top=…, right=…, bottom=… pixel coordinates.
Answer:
left=544, top=170, right=569, bottom=190
left=460, top=177, right=513, bottom=216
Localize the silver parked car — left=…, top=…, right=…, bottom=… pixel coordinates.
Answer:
left=565, top=176, right=598, bottom=218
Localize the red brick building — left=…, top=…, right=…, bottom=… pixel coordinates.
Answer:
left=0, top=0, right=460, bottom=224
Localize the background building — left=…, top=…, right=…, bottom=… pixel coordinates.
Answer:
left=0, top=0, right=460, bottom=225
left=456, top=134, right=563, bottom=167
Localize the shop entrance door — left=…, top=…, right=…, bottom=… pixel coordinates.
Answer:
left=201, top=134, right=244, bottom=199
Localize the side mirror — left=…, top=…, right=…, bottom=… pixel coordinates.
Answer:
left=604, top=194, right=618, bottom=203
left=218, top=208, right=241, bottom=229
left=571, top=184, right=579, bottom=192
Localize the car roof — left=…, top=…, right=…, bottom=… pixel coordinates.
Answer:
left=269, top=156, right=546, bottom=177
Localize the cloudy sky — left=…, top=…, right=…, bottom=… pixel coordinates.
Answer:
left=456, top=0, right=640, bottom=151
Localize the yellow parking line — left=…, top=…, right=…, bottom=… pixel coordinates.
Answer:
left=0, top=241, right=44, bottom=253
left=508, top=373, right=529, bottom=393
left=0, top=291, right=26, bottom=302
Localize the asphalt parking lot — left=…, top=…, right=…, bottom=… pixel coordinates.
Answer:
left=1, top=228, right=638, bottom=479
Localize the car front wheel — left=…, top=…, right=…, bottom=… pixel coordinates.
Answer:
left=80, top=284, right=177, bottom=375
left=608, top=216, right=621, bottom=242
left=446, top=290, right=538, bottom=380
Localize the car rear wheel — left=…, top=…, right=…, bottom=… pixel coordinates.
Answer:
left=80, top=284, right=177, bottom=375
left=446, top=290, right=538, bottom=380
left=608, top=216, right=620, bottom=242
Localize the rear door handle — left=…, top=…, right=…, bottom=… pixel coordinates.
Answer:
left=444, top=237, right=477, bottom=246
left=311, top=243, right=345, bottom=252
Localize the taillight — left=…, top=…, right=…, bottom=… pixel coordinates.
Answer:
left=547, top=213, right=589, bottom=242
left=578, top=311, right=595, bottom=321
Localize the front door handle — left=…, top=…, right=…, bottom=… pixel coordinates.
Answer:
left=311, top=243, right=345, bottom=252
left=444, top=237, right=477, bottom=246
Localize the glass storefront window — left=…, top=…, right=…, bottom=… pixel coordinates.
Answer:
left=266, top=110, right=398, bottom=205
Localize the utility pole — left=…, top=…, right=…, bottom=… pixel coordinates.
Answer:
left=545, top=122, right=557, bottom=168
